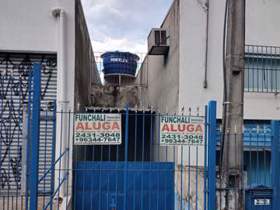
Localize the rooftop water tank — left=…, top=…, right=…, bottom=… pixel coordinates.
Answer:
left=101, top=51, right=140, bottom=84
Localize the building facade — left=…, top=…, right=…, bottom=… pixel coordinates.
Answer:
left=136, top=0, right=280, bottom=208
left=138, top=0, right=280, bottom=119
left=0, top=0, right=100, bottom=208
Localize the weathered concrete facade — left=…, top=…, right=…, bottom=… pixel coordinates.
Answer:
left=136, top=0, right=280, bottom=208
left=91, top=84, right=140, bottom=108
left=136, top=0, right=180, bottom=113
left=75, top=0, right=101, bottom=111
left=137, top=0, right=280, bottom=119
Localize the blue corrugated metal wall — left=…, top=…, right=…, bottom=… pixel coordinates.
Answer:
left=74, top=161, right=175, bottom=210
left=217, top=121, right=272, bottom=148
left=244, top=152, right=271, bottom=188
left=217, top=120, right=272, bottom=189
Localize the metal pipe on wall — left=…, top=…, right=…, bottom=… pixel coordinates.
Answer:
left=203, top=0, right=210, bottom=88
left=52, top=8, right=68, bottom=109
left=52, top=8, right=69, bottom=209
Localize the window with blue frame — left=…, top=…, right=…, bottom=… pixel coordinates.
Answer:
left=217, top=120, right=272, bottom=148
left=244, top=150, right=271, bottom=188
left=245, top=45, right=280, bottom=93
left=216, top=120, right=272, bottom=188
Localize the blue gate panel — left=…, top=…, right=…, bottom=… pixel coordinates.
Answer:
left=246, top=187, right=272, bottom=210
left=244, top=151, right=271, bottom=188
left=74, top=161, right=175, bottom=210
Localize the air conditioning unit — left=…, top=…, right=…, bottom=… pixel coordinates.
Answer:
left=148, top=28, right=169, bottom=55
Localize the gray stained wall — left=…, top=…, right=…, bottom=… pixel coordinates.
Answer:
left=91, top=84, right=140, bottom=108
left=136, top=0, right=180, bottom=113
left=75, top=0, right=101, bottom=111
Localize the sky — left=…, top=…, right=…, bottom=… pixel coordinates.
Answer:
left=81, top=0, right=173, bottom=54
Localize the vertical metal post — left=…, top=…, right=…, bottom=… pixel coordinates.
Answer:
left=204, top=105, right=208, bottom=210
left=123, top=106, right=129, bottom=210
left=180, top=146, right=183, bottom=210
left=208, top=100, right=217, bottom=210
left=25, top=71, right=33, bottom=210
left=187, top=146, right=191, bottom=210
left=50, top=101, right=57, bottom=210
left=29, top=64, right=41, bottom=210
left=272, top=121, right=280, bottom=210
left=141, top=113, right=145, bottom=210
left=21, top=106, right=28, bottom=196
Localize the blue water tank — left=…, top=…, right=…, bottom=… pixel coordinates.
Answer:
left=101, top=51, right=140, bottom=77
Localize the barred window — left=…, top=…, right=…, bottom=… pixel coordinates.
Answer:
left=245, top=45, right=280, bottom=93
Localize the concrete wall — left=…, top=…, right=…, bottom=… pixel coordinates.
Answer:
left=178, top=0, right=210, bottom=115
left=179, top=0, right=280, bottom=119
left=0, top=0, right=101, bottom=111
left=244, top=0, right=280, bottom=120
left=75, top=0, right=101, bottom=111
left=0, top=0, right=76, bottom=110
left=138, top=0, right=280, bottom=120
left=135, top=0, right=280, bottom=172
left=137, top=0, right=180, bottom=113
left=91, top=84, right=140, bottom=108
left=0, top=0, right=61, bottom=52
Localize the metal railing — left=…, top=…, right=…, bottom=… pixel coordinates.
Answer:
left=0, top=63, right=69, bottom=210
left=245, top=45, right=280, bottom=93
left=0, top=53, right=57, bottom=210
left=216, top=131, right=273, bottom=210
left=72, top=105, right=216, bottom=210
left=1, top=97, right=217, bottom=210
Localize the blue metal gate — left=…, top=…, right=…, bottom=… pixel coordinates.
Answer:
left=22, top=64, right=69, bottom=210
left=0, top=60, right=70, bottom=210
left=73, top=101, right=217, bottom=210
left=245, top=186, right=272, bottom=210
left=0, top=63, right=47, bottom=210
left=74, top=161, right=174, bottom=210
left=216, top=119, right=279, bottom=210
left=272, top=121, right=280, bottom=210
left=26, top=64, right=70, bottom=210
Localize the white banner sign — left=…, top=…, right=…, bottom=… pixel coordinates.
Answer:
left=74, top=113, right=122, bottom=145
left=160, top=115, right=204, bottom=146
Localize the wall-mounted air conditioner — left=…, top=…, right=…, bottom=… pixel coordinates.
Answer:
left=148, top=28, right=169, bottom=55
